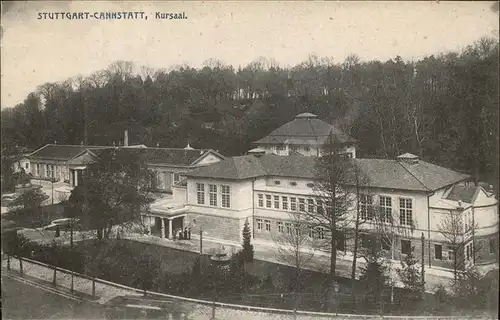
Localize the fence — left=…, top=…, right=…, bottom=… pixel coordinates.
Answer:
left=3, top=254, right=480, bottom=320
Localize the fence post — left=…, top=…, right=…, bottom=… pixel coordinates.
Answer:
left=53, top=267, right=57, bottom=285
left=7, top=254, right=10, bottom=270
left=92, top=277, right=96, bottom=298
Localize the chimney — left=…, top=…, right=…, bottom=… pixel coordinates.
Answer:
left=124, top=130, right=129, bottom=147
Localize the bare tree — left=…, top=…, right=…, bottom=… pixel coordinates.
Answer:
left=305, top=133, right=357, bottom=278
left=438, top=208, right=479, bottom=282
left=273, top=211, right=317, bottom=317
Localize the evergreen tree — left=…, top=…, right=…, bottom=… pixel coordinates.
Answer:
left=359, top=245, right=389, bottom=307
left=396, top=247, right=425, bottom=301
left=241, top=218, right=254, bottom=262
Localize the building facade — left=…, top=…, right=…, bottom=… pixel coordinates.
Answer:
left=183, top=153, right=499, bottom=270
left=250, top=113, right=357, bottom=158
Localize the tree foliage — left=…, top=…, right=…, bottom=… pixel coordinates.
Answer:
left=396, top=248, right=425, bottom=301
left=1, top=38, right=497, bottom=189
left=241, top=218, right=254, bottom=263
left=68, top=148, right=154, bottom=239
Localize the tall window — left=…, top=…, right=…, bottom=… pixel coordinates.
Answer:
left=290, top=197, right=297, bottom=211
left=316, top=200, right=324, bottom=215
left=209, top=184, right=217, bottom=206
left=196, top=183, right=205, bottom=205
left=221, top=185, right=230, bottom=208
left=435, top=244, right=443, bottom=260
left=307, top=199, right=315, bottom=213
left=266, top=195, right=272, bottom=208
left=286, top=223, right=292, bottom=235
left=265, top=220, right=271, bottom=231
left=299, top=198, right=306, bottom=212
left=46, top=164, right=54, bottom=178
left=465, top=242, right=473, bottom=261
left=399, top=198, right=413, bottom=226
left=257, top=219, right=263, bottom=230
left=173, top=173, right=181, bottom=183
left=274, top=196, right=280, bottom=209
left=282, top=197, right=288, bottom=210
left=308, top=226, right=315, bottom=238
left=317, top=227, right=325, bottom=239
left=379, top=196, right=392, bottom=223
left=381, top=236, right=392, bottom=251
left=277, top=221, right=284, bottom=233
left=36, top=164, right=40, bottom=175
left=490, top=239, right=496, bottom=254
left=360, top=194, right=374, bottom=220
left=258, top=194, right=264, bottom=207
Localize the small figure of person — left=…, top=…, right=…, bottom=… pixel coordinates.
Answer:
left=173, top=229, right=177, bottom=240
left=187, top=227, right=191, bottom=240
left=55, top=225, right=60, bottom=237
left=183, top=227, right=188, bottom=240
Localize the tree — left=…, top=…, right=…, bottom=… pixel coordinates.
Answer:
left=68, top=148, right=154, bottom=239
left=450, top=266, right=488, bottom=309
left=133, top=252, right=161, bottom=296
left=359, top=243, right=390, bottom=309
left=396, top=247, right=425, bottom=301
left=241, top=218, right=254, bottom=263
left=437, top=209, right=478, bottom=281
left=7, top=187, right=48, bottom=214
left=307, top=133, right=356, bottom=277
left=274, top=212, right=316, bottom=312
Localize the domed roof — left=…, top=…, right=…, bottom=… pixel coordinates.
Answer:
left=295, top=113, right=318, bottom=119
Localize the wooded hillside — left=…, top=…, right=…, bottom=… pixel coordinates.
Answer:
left=1, top=38, right=498, bottom=186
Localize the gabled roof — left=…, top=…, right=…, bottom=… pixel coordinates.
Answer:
left=253, top=113, right=356, bottom=146
left=186, top=154, right=470, bottom=192
left=145, top=148, right=224, bottom=167
left=28, top=144, right=110, bottom=161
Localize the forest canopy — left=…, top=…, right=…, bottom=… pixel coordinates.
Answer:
left=1, top=37, right=498, bottom=187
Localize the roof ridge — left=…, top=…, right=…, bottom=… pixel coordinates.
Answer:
left=397, top=161, right=432, bottom=191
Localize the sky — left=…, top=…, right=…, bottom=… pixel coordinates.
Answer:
left=1, top=1, right=499, bottom=109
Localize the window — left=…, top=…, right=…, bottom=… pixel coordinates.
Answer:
left=306, top=183, right=315, bottom=188
left=290, top=146, right=298, bottom=152
left=399, top=198, right=413, bottom=226
left=465, top=242, right=473, bottom=261
left=274, top=196, right=280, bottom=209
left=294, top=224, right=301, bottom=236
left=447, top=249, right=454, bottom=261
left=282, top=197, right=288, bottom=210
left=257, top=219, right=263, bottom=230
left=209, top=184, right=217, bottom=206
left=286, top=223, right=292, bottom=235
left=360, top=194, right=374, bottom=220
left=173, top=173, right=181, bottom=183
left=274, top=180, right=281, bottom=185
left=401, top=240, right=411, bottom=255
left=196, top=183, right=205, bottom=205
left=290, top=197, right=297, bottom=211
left=25, top=163, right=29, bottom=169
left=276, top=145, right=286, bottom=151
left=265, top=220, right=271, bottom=231
left=490, top=239, right=496, bottom=254
left=435, top=244, right=443, bottom=260
left=317, top=227, right=326, bottom=239
left=307, top=199, right=315, bottom=213
left=221, top=185, right=230, bottom=208
left=382, top=236, right=392, bottom=251
left=258, top=194, right=264, bottom=207
left=316, top=200, right=324, bottom=215
left=308, top=226, right=314, bottom=238
left=304, top=146, right=310, bottom=152
left=277, top=221, right=284, bottom=233
left=379, top=196, right=392, bottom=223
left=266, top=195, right=272, bottom=208
left=299, top=198, right=306, bottom=212
left=46, top=164, right=54, bottom=178
left=36, top=164, right=40, bottom=175
left=290, top=181, right=297, bottom=186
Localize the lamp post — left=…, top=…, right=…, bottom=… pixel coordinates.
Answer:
left=51, top=178, right=54, bottom=205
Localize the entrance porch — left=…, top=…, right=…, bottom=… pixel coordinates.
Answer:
left=142, top=211, right=188, bottom=240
